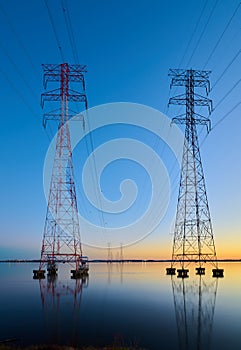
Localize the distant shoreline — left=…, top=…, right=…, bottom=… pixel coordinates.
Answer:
left=1, top=259, right=241, bottom=263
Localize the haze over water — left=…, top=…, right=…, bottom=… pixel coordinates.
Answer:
left=0, top=262, right=241, bottom=349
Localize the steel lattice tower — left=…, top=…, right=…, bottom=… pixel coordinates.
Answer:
left=33, top=63, right=89, bottom=279
left=166, top=69, right=223, bottom=278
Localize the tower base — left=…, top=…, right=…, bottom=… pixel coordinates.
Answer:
left=47, top=261, right=58, bottom=276
left=212, top=268, right=224, bottom=278
left=33, top=270, right=45, bottom=279
left=177, top=269, right=189, bottom=279
left=71, top=266, right=89, bottom=279
left=166, top=267, right=176, bottom=275
left=47, top=268, right=58, bottom=276
left=196, top=267, right=205, bottom=275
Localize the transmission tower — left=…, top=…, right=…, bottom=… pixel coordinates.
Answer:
left=165, top=69, right=223, bottom=278
left=33, top=63, right=89, bottom=279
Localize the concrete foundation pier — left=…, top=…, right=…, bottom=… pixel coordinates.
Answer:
left=47, top=260, right=58, bottom=276
left=166, top=267, right=176, bottom=275
left=47, top=267, right=58, bottom=276
left=212, top=268, right=224, bottom=278
left=71, top=268, right=88, bottom=279
left=177, top=268, right=189, bottom=278
left=33, top=270, right=45, bottom=279
left=196, top=267, right=205, bottom=275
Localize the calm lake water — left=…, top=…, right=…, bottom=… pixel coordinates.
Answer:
left=0, top=262, right=241, bottom=349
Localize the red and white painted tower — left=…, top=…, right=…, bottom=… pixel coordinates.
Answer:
left=33, top=63, right=88, bottom=279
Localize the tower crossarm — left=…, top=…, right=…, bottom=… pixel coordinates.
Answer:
left=41, top=63, right=88, bottom=127
left=42, top=63, right=87, bottom=88
left=172, top=114, right=211, bottom=129
left=169, top=94, right=212, bottom=110
left=168, top=69, right=211, bottom=93
left=41, top=88, right=87, bottom=108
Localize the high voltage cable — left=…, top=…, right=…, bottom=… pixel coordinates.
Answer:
left=0, top=40, right=55, bottom=138
left=172, top=1, right=239, bottom=120
left=166, top=1, right=209, bottom=111
left=199, top=100, right=241, bottom=148
left=211, top=49, right=241, bottom=91
left=84, top=111, right=107, bottom=233
left=60, top=1, right=106, bottom=231
left=0, top=1, right=56, bottom=140
left=0, top=3, right=36, bottom=74
left=212, top=101, right=241, bottom=130
left=61, top=0, right=81, bottom=114
left=167, top=1, right=210, bottom=115
left=193, top=74, right=241, bottom=150
left=0, top=66, right=53, bottom=142
left=203, top=2, right=241, bottom=69
left=44, top=0, right=65, bottom=62
left=198, top=50, right=241, bottom=141
left=0, top=8, right=53, bottom=141
left=44, top=0, right=105, bottom=233
left=186, top=0, right=219, bottom=66
left=207, top=43, right=241, bottom=136
left=214, top=77, right=241, bottom=110
left=61, top=0, right=79, bottom=64
left=178, top=46, right=240, bottom=146
left=0, top=40, right=38, bottom=99
left=178, top=0, right=209, bottom=69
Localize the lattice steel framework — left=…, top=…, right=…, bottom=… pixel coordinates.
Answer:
left=168, top=69, right=218, bottom=268
left=39, top=63, right=87, bottom=272
left=172, top=275, right=218, bottom=350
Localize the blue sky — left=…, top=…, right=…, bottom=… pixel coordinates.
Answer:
left=0, top=0, right=241, bottom=259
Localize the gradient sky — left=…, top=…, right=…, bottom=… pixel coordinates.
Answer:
left=0, top=0, right=241, bottom=260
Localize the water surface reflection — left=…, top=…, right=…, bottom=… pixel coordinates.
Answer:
left=172, top=273, right=218, bottom=350
left=38, top=274, right=88, bottom=346
left=0, top=262, right=241, bottom=349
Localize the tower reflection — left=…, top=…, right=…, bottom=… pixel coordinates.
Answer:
left=107, top=262, right=124, bottom=284
left=38, top=272, right=88, bottom=346
left=171, top=272, right=218, bottom=350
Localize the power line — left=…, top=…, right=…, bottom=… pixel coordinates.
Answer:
left=59, top=1, right=105, bottom=232
left=178, top=0, right=209, bottom=69
left=0, top=2, right=56, bottom=140
left=84, top=110, right=107, bottom=232
left=199, top=101, right=241, bottom=148
left=203, top=2, right=241, bottom=69
left=0, top=38, right=56, bottom=140
left=0, top=2, right=36, bottom=74
left=170, top=1, right=239, bottom=120
left=165, top=2, right=209, bottom=111
left=61, top=0, right=79, bottom=64
left=0, top=40, right=38, bottom=99
left=207, top=76, right=241, bottom=147
left=61, top=0, right=83, bottom=114
left=44, top=1, right=104, bottom=235
left=212, top=100, right=241, bottom=130
left=186, top=0, right=219, bottom=66
left=211, top=49, right=241, bottom=91
left=214, top=77, right=241, bottom=110
left=167, top=1, right=210, bottom=116
left=0, top=66, right=53, bottom=142
left=44, top=0, right=65, bottom=62
left=0, top=31, right=55, bottom=140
